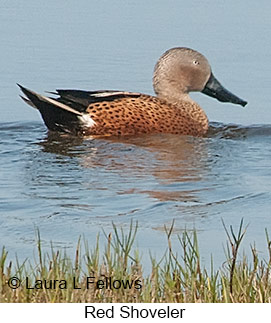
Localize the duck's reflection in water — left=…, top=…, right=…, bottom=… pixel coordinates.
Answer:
left=39, top=132, right=212, bottom=206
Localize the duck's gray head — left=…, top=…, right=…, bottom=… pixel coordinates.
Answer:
left=153, top=47, right=247, bottom=107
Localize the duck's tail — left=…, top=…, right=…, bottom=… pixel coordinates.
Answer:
left=17, top=84, right=95, bottom=134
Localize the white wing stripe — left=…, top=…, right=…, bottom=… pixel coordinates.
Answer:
left=91, top=91, right=140, bottom=98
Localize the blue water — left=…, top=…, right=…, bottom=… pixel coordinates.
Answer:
left=1, top=0, right=271, bottom=269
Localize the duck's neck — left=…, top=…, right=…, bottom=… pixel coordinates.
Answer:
left=156, top=92, right=195, bottom=106
left=153, top=73, right=195, bottom=105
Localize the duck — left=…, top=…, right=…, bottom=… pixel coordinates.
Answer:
left=18, top=47, right=247, bottom=137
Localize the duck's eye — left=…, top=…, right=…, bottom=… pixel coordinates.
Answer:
left=193, top=60, right=199, bottom=65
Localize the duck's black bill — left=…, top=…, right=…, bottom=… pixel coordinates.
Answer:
left=202, top=73, right=247, bottom=107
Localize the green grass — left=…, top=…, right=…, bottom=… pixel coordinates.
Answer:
left=1, top=220, right=271, bottom=303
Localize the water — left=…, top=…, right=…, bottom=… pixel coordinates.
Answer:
left=1, top=0, right=271, bottom=269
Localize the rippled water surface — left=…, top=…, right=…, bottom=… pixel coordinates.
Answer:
left=1, top=121, right=271, bottom=266
left=1, top=0, right=271, bottom=267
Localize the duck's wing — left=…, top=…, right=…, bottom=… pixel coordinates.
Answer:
left=54, top=89, right=141, bottom=111
left=18, top=85, right=142, bottom=134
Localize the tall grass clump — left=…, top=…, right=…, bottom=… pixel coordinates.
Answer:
left=1, top=219, right=271, bottom=303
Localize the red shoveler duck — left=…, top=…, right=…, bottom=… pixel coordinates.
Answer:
left=18, top=47, right=247, bottom=137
